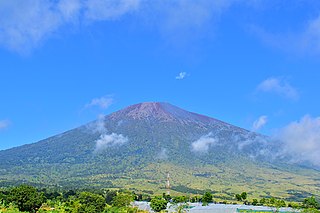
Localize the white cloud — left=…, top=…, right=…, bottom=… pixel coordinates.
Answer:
left=0, top=0, right=63, bottom=53
left=0, top=0, right=263, bottom=53
left=252, top=115, right=268, bottom=131
left=95, top=133, right=128, bottom=152
left=191, top=132, right=216, bottom=153
left=157, top=148, right=168, bottom=160
left=58, top=0, right=82, bottom=21
left=257, top=77, right=299, bottom=100
left=299, top=15, right=320, bottom=54
left=85, top=96, right=114, bottom=109
left=0, top=120, right=10, bottom=130
left=275, top=115, right=320, bottom=167
left=0, top=0, right=141, bottom=53
left=251, top=13, right=320, bottom=55
left=175, top=72, right=187, bottom=80
left=87, top=114, right=107, bottom=134
left=84, top=0, right=140, bottom=21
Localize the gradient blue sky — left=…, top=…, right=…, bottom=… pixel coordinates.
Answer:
left=1, top=0, right=320, bottom=150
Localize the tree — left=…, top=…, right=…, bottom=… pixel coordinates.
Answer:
left=236, top=194, right=242, bottom=201
left=241, top=192, right=247, bottom=201
left=252, top=199, right=259, bottom=206
left=304, top=196, right=319, bottom=209
left=150, top=197, right=168, bottom=212
left=78, top=191, right=106, bottom=213
left=173, top=196, right=188, bottom=204
left=112, top=192, right=133, bottom=207
left=105, top=190, right=117, bottom=205
left=260, top=198, right=266, bottom=205
left=7, top=185, right=44, bottom=213
left=202, top=192, right=213, bottom=205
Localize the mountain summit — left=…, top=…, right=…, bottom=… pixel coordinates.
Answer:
left=0, top=102, right=319, bottom=200
left=109, top=102, right=219, bottom=124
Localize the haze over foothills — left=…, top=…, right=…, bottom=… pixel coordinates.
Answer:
left=0, top=0, right=320, bottom=168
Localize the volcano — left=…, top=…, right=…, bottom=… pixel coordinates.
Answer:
left=0, top=102, right=319, bottom=200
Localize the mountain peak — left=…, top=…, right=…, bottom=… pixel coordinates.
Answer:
left=108, top=102, right=223, bottom=125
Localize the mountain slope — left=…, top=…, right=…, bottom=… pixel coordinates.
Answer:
left=0, top=102, right=319, bottom=200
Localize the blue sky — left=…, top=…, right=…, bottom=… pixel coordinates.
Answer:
left=1, top=0, right=320, bottom=150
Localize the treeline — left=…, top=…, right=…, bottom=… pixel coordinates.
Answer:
left=0, top=185, right=319, bottom=213
left=0, top=185, right=149, bottom=213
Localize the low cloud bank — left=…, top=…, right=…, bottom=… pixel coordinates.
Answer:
left=191, top=132, right=216, bottom=153
left=275, top=115, right=320, bottom=167
left=95, top=133, right=128, bottom=152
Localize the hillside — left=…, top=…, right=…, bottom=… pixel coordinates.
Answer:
left=0, top=102, right=319, bottom=201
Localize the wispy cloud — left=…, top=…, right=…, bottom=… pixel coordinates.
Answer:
left=84, top=0, right=140, bottom=21
left=175, top=72, right=187, bottom=80
left=157, top=148, right=168, bottom=160
left=94, top=133, right=128, bottom=152
left=251, top=13, right=320, bottom=55
left=252, top=115, right=268, bottom=131
left=191, top=132, right=216, bottom=153
left=85, top=114, right=107, bottom=134
left=85, top=95, right=114, bottom=110
left=257, top=77, right=299, bottom=100
left=0, top=0, right=141, bottom=53
left=0, top=0, right=262, bottom=53
left=0, top=120, right=10, bottom=130
left=275, top=115, right=320, bottom=167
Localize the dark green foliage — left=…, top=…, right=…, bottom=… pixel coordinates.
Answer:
left=190, top=196, right=201, bottom=203
left=236, top=194, right=243, bottom=201
left=7, top=185, right=44, bottom=212
left=202, top=191, right=213, bottom=204
left=64, top=189, right=76, bottom=200
left=241, top=192, right=247, bottom=200
left=172, top=196, right=188, bottom=203
left=78, top=191, right=106, bottom=213
left=105, top=190, right=117, bottom=204
left=275, top=199, right=286, bottom=208
left=304, top=196, right=319, bottom=209
left=256, top=197, right=287, bottom=208
left=162, top=193, right=171, bottom=202
left=111, top=192, right=133, bottom=207
left=301, top=209, right=320, bottom=213
left=150, top=197, right=168, bottom=212
left=0, top=188, right=9, bottom=203
left=252, top=199, right=258, bottom=206
left=235, top=192, right=247, bottom=202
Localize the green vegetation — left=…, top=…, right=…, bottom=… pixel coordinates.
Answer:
left=150, top=197, right=168, bottom=212
left=202, top=191, right=213, bottom=205
left=236, top=192, right=248, bottom=202
left=0, top=185, right=319, bottom=213
left=0, top=111, right=319, bottom=202
left=7, top=185, right=44, bottom=212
